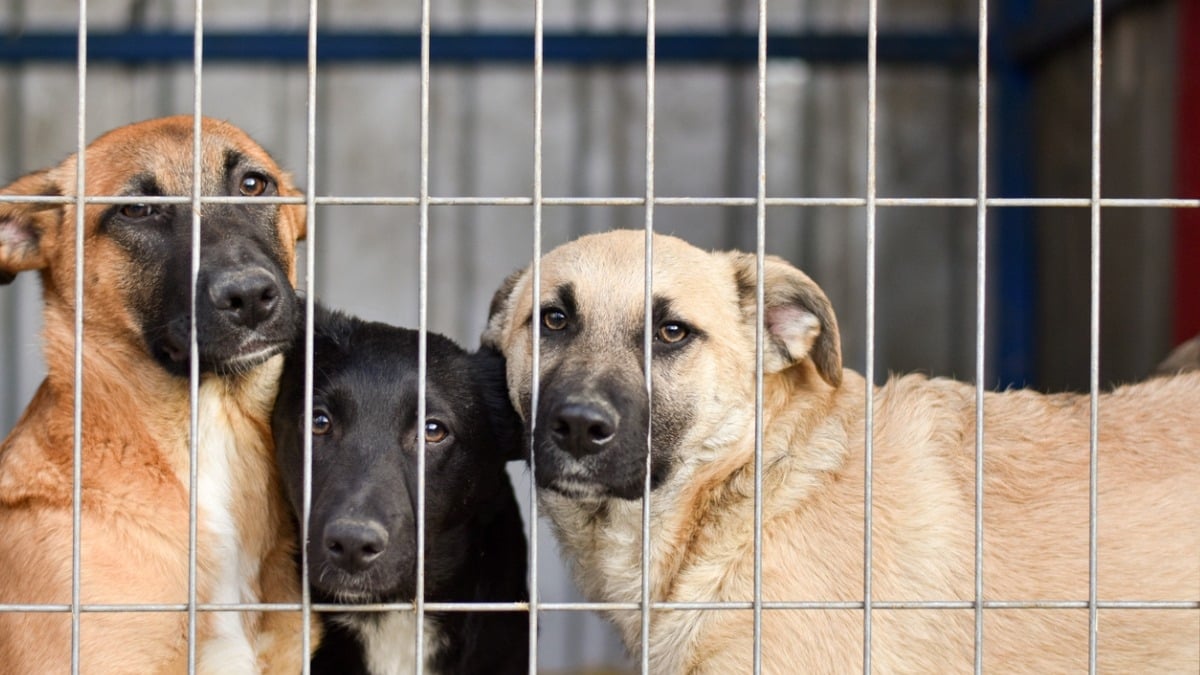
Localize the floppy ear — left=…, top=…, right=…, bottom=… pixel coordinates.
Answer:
left=727, top=252, right=843, bottom=387
left=0, top=169, right=61, bottom=285
left=481, top=266, right=529, bottom=351
left=472, top=345, right=527, bottom=461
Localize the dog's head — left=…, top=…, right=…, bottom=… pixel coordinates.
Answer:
left=0, top=115, right=306, bottom=376
left=272, top=305, right=524, bottom=604
left=483, top=230, right=841, bottom=501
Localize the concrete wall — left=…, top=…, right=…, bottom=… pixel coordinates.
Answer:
left=1033, top=1, right=1179, bottom=391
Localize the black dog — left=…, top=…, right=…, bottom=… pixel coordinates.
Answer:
left=273, top=305, right=528, bottom=674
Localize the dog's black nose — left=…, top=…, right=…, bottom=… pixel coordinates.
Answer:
left=550, top=402, right=616, bottom=457
left=208, top=269, right=281, bottom=329
left=323, top=518, right=389, bottom=573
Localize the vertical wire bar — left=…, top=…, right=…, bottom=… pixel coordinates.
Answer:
left=530, top=0, right=545, bottom=669
left=863, top=0, right=879, bottom=671
left=187, top=2, right=204, bottom=672
left=299, top=0, right=319, bottom=672
left=1087, top=0, right=1102, bottom=671
left=973, top=0, right=989, bottom=671
left=416, top=0, right=432, bottom=667
left=640, top=1, right=657, bottom=673
left=751, top=0, right=767, bottom=671
left=70, top=2, right=87, bottom=671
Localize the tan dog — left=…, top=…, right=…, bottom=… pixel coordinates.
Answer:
left=483, top=230, right=1199, bottom=673
left=0, top=117, right=313, bottom=672
left=1157, top=335, right=1200, bottom=376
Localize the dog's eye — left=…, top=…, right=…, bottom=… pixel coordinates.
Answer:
left=424, top=420, right=449, bottom=444
left=239, top=172, right=269, bottom=197
left=312, top=411, right=332, bottom=436
left=119, top=203, right=155, bottom=219
left=656, top=322, right=690, bottom=344
left=542, top=308, right=568, bottom=331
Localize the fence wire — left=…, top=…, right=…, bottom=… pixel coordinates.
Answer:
left=0, top=1, right=1194, bottom=674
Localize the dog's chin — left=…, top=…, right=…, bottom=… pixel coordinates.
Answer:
left=151, top=337, right=288, bottom=378
left=534, top=441, right=655, bottom=501
left=205, top=341, right=288, bottom=375
left=539, top=473, right=648, bottom=502
left=309, top=567, right=413, bottom=606
left=540, top=478, right=610, bottom=501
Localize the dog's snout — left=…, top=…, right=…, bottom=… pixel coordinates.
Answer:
left=551, top=402, right=617, bottom=457
left=323, top=518, right=389, bottom=573
left=208, top=268, right=281, bottom=329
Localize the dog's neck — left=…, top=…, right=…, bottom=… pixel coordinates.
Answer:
left=1, top=303, right=282, bottom=508
left=539, top=368, right=851, bottom=658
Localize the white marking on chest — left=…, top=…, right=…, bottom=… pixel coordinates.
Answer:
left=356, top=612, right=442, bottom=675
left=194, top=383, right=260, bottom=673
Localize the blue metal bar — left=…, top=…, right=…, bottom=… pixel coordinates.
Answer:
left=993, top=0, right=1038, bottom=388
left=0, top=30, right=978, bottom=65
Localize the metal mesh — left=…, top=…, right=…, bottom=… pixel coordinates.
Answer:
left=0, top=1, right=1195, bottom=674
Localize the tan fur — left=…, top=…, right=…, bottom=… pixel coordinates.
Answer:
left=0, top=117, right=314, bottom=673
left=484, top=230, right=1199, bottom=673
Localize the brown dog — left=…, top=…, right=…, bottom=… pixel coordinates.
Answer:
left=484, top=230, right=1199, bottom=673
left=0, top=117, right=312, bottom=672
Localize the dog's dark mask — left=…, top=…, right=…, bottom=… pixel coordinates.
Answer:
left=527, top=335, right=685, bottom=501
left=104, top=161, right=299, bottom=377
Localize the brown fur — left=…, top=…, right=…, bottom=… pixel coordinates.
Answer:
left=0, top=117, right=314, bottom=673
left=484, top=230, right=1199, bottom=673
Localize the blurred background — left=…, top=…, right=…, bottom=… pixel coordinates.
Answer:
left=0, top=0, right=1194, bottom=671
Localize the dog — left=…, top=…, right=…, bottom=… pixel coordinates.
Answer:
left=483, top=229, right=1200, bottom=673
left=1156, top=335, right=1200, bottom=376
left=0, top=116, right=313, bottom=672
left=273, top=304, right=529, bottom=675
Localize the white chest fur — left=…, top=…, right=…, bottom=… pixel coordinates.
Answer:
left=351, top=612, right=442, bottom=675
left=193, top=382, right=262, bottom=673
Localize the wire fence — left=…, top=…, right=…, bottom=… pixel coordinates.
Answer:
left=0, top=0, right=1196, bottom=674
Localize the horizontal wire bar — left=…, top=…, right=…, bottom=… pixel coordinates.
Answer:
left=3, top=599, right=1195, bottom=613
left=2, top=194, right=1197, bottom=208
left=0, top=194, right=309, bottom=205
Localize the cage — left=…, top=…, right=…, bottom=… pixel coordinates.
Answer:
left=0, top=0, right=1196, bottom=673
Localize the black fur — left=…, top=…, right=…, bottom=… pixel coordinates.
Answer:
left=102, top=159, right=299, bottom=376
left=273, top=304, right=528, bottom=674
left=528, top=294, right=683, bottom=500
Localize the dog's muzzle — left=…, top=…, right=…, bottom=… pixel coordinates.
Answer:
left=322, top=517, right=389, bottom=574
left=534, top=371, right=652, bottom=500
left=153, top=238, right=298, bottom=376
left=207, top=266, right=284, bottom=331
left=548, top=399, right=618, bottom=458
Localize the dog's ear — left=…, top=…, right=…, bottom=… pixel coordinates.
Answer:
left=472, top=345, right=527, bottom=461
left=481, top=266, right=529, bottom=351
left=0, top=169, right=61, bottom=285
left=727, top=252, right=843, bottom=387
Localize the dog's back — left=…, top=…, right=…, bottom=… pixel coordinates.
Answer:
left=273, top=305, right=529, bottom=675
left=687, top=370, right=1200, bottom=673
